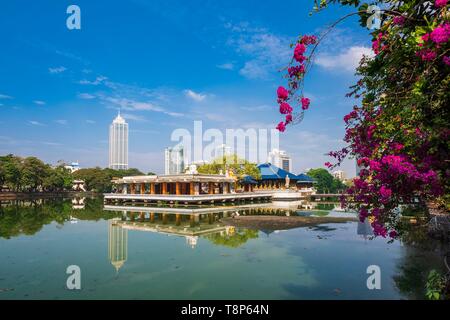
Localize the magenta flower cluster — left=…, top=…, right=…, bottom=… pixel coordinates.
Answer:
left=275, top=35, right=316, bottom=132
left=417, top=23, right=450, bottom=63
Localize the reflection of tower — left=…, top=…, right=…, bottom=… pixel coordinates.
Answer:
left=108, top=220, right=128, bottom=272
left=185, top=236, right=198, bottom=249
left=357, top=218, right=374, bottom=239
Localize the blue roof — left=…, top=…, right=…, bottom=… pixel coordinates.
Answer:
left=257, top=163, right=300, bottom=180
left=296, top=173, right=315, bottom=183
left=239, top=175, right=258, bottom=184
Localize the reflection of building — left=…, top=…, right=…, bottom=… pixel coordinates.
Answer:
left=109, top=111, right=129, bottom=170
left=332, top=170, right=346, bottom=181
left=357, top=218, right=374, bottom=239
left=165, top=145, right=185, bottom=175
left=71, top=197, right=85, bottom=209
left=108, top=220, right=128, bottom=272
left=185, top=236, right=198, bottom=249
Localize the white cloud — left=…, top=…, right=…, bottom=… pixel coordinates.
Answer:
left=55, top=119, right=68, bottom=125
left=86, top=120, right=96, bottom=124
left=225, top=22, right=291, bottom=80
left=79, top=76, right=107, bottom=85
left=48, top=66, right=67, bottom=74
left=42, top=141, right=62, bottom=146
left=102, top=96, right=184, bottom=118
left=316, top=46, right=374, bottom=72
left=121, top=113, right=148, bottom=122
left=184, top=89, right=206, bottom=102
left=239, top=61, right=269, bottom=79
left=0, top=94, right=13, bottom=99
left=33, top=100, right=46, bottom=105
left=217, top=62, right=234, bottom=70
left=241, top=104, right=272, bottom=111
left=28, top=120, right=45, bottom=126
left=78, top=93, right=96, bottom=99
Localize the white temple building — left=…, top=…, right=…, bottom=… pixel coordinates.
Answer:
left=109, top=111, right=129, bottom=170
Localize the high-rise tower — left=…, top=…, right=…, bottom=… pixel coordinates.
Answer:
left=109, top=111, right=128, bottom=169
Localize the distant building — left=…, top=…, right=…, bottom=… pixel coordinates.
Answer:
left=165, top=145, right=185, bottom=175
left=332, top=170, right=346, bottom=181
left=64, top=161, right=80, bottom=173
left=355, top=158, right=364, bottom=177
left=267, top=149, right=292, bottom=172
left=109, top=111, right=129, bottom=170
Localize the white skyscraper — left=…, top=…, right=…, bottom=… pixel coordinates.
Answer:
left=267, top=149, right=292, bottom=172
left=165, top=145, right=185, bottom=175
left=109, top=111, right=129, bottom=170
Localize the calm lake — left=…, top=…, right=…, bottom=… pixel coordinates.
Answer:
left=0, top=197, right=445, bottom=300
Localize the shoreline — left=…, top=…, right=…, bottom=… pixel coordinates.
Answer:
left=0, top=191, right=99, bottom=201
left=220, top=215, right=357, bottom=231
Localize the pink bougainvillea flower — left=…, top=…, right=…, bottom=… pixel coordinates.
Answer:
left=276, top=121, right=286, bottom=132
left=279, top=102, right=293, bottom=114
left=285, top=114, right=293, bottom=124
left=293, top=43, right=306, bottom=62
left=277, top=86, right=289, bottom=101
left=300, top=35, right=317, bottom=45
left=288, top=65, right=305, bottom=78
left=372, top=33, right=384, bottom=54
left=380, top=186, right=392, bottom=203
left=392, top=16, right=405, bottom=26
left=301, top=97, right=310, bottom=110
left=416, top=49, right=437, bottom=61
left=429, top=23, right=450, bottom=44
left=435, top=0, right=448, bottom=8
left=443, top=56, right=450, bottom=65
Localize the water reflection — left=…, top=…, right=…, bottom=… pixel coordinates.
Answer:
left=108, top=221, right=128, bottom=272
left=0, top=197, right=447, bottom=299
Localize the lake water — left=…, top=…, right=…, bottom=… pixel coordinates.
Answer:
left=0, top=197, right=445, bottom=300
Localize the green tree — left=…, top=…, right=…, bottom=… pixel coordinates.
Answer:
left=0, top=154, right=22, bottom=191
left=20, top=157, right=50, bottom=192
left=307, top=168, right=345, bottom=194
left=197, top=154, right=261, bottom=179
left=73, top=167, right=144, bottom=192
left=43, top=166, right=73, bottom=191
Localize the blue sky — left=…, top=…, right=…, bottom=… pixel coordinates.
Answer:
left=0, top=0, right=373, bottom=175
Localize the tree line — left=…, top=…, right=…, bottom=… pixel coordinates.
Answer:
left=0, top=154, right=150, bottom=193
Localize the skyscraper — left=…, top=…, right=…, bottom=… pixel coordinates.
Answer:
left=267, top=149, right=292, bottom=172
left=165, top=145, right=185, bottom=174
left=109, top=111, right=128, bottom=170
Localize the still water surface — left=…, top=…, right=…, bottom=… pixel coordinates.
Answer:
left=0, top=197, right=444, bottom=299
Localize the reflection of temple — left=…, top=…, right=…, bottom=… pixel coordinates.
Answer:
left=108, top=220, right=128, bottom=272
left=71, top=197, right=85, bottom=210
